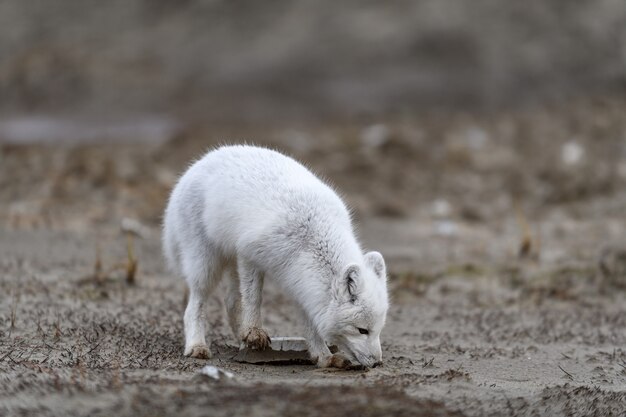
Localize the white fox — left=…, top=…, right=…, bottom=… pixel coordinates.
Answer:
left=162, top=145, right=388, bottom=368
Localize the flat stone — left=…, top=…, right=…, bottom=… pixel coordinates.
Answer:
left=233, top=336, right=312, bottom=364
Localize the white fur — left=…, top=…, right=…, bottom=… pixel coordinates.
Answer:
left=162, top=145, right=389, bottom=367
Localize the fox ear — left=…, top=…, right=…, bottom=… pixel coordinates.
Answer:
left=364, top=251, right=386, bottom=281
left=334, top=264, right=361, bottom=302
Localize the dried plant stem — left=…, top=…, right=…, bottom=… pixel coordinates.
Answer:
left=125, top=233, right=138, bottom=285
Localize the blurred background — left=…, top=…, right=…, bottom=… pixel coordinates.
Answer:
left=1, top=1, right=625, bottom=122
left=1, top=0, right=626, bottom=266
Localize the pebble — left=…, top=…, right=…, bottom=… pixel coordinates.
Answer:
left=197, top=365, right=235, bottom=380
left=561, top=141, right=584, bottom=165
left=360, top=124, right=390, bottom=148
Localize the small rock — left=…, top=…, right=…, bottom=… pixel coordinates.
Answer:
left=196, top=365, right=235, bottom=381
left=561, top=141, right=584, bottom=166
left=360, top=124, right=390, bottom=148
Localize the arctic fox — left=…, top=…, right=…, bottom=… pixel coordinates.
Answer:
left=162, top=145, right=388, bottom=368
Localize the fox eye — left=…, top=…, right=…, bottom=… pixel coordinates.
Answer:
left=357, top=328, right=369, bottom=335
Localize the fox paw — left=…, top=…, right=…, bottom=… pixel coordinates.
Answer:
left=242, top=327, right=271, bottom=350
left=318, top=353, right=366, bottom=370
left=185, top=344, right=212, bottom=359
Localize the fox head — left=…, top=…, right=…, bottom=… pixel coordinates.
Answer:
left=324, top=251, right=388, bottom=367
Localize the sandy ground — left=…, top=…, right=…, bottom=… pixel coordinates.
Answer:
left=2, top=98, right=626, bottom=416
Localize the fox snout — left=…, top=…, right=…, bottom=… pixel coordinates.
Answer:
left=337, top=342, right=382, bottom=368
left=352, top=344, right=383, bottom=368
left=355, top=353, right=383, bottom=368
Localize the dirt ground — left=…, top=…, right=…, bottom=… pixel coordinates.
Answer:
left=2, top=97, right=626, bottom=416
